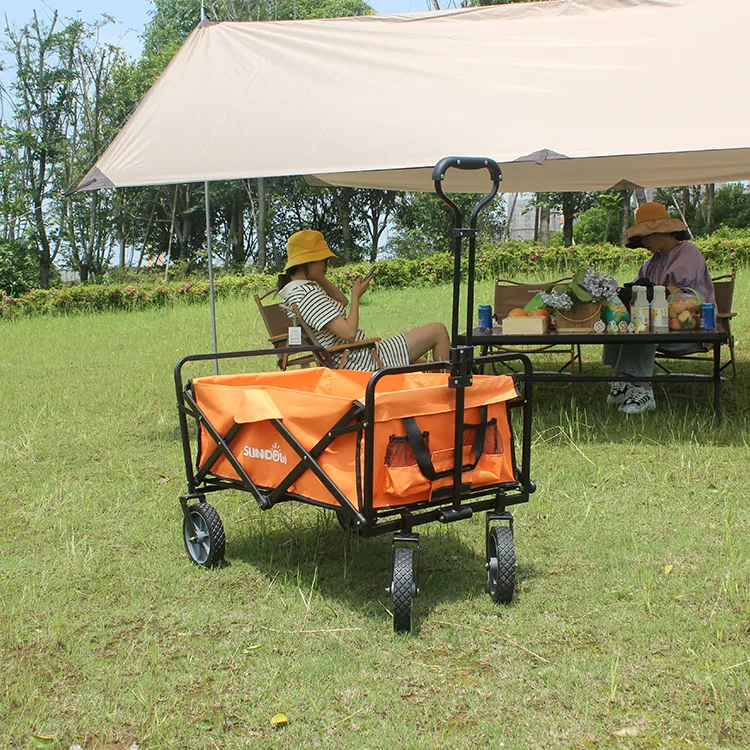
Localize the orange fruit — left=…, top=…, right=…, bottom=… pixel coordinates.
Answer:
left=529, top=309, right=551, bottom=320
left=508, top=308, right=529, bottom=317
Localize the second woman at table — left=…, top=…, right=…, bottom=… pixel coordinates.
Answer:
left=604, top=202, right=715, bottom=415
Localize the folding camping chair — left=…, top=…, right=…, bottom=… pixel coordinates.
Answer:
left=655, top=268, right=738, bottom=378
left=254, top=290, right=383, bottom=370
left=480, top=277, right=583, bottom=374
left=254, top=290, right=318, bottom=370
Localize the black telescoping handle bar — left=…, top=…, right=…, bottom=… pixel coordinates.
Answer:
left=431, top=157, right=502, bottom=346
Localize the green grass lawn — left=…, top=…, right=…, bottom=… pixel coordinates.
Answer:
left=1, top=270, right=749, bottom=749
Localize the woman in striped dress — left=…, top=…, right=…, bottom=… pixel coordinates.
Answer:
left=277, top=230, right=450, bottom=371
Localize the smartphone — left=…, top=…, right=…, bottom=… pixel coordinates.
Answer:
left=363, top=266, right=376, bottom=282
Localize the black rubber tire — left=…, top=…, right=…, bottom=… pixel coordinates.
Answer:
left=392, top=547, right=414, bottom=633
left=487, top=525, right=515, bottom=604
left=183, top=501, right=226, bottom=568
left=335, top=510, right=361, bottom=535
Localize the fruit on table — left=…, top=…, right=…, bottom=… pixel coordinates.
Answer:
left=508, top=308, right=529, bottom=317
left=671, top=299, right=687, bottom=315
left=669, top=309, right=698, bottom=330
left=685, top=298, right=700, bottom=313
left=529, top=309, right=551, bottom=320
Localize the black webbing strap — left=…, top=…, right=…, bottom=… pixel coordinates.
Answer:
left=403, top=406, right=488, bottom=481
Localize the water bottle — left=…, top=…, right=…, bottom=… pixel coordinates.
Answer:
left=651, top=285, right=669, bottom=332
left=630, top=285, right=650, bottom=333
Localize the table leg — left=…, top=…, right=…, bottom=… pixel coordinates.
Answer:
left=714, top=343, right=722, bottom=427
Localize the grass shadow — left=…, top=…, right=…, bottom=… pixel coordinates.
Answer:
left=227, top=503, right=502, bottom=628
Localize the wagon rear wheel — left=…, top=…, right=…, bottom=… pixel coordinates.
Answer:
left=487, top=525, right=515, bottom=604
left=183, top=501, right=225, bottom=568
left=392, top=547, right=415, bottom=633
left=335, top=509, right=361, bottom=535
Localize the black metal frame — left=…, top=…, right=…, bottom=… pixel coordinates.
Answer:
left=174, top=346, right=535, bottom=539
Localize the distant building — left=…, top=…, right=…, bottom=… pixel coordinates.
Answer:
left=505, top=194, right=562, bottom=241
left=59, top=269, right=81, bottom=283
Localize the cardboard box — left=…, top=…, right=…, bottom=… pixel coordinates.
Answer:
left=501, top=315, right=549, bottom=335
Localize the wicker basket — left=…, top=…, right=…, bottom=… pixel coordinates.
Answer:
left=555, top=302, right=602, bottom=333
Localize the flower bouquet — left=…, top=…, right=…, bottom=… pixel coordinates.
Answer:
left=540, top=269, right=619, bottom=332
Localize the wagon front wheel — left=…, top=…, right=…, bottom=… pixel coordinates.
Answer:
left=183, top=501, right=225, bottom=568
left=391, top=547, right=415, bottom=633
left=487, top=525, right=515, bottom=604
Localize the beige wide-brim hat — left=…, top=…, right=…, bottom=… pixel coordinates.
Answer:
left=284, top=229, right=337, bottom=271
left=625, top=202, right=687, bottom=248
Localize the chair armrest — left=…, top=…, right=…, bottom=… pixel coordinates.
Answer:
left=267, top=333, right=289, bottom=343
left=326, top=337, right=381, bottom=352
left=717, top=312, right=737, bottom=319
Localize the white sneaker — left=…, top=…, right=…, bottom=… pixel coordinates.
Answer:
left=606, top=381, right=630, bottom=406
left=618, top=385, right=656, bottom=414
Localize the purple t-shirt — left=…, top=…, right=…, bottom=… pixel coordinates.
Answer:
left=637, top=241, right=715, bottom=304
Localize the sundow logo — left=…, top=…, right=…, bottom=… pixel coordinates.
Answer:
left=243, top=441, right=288, bottom=465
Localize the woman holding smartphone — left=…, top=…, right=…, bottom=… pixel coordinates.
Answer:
left=277, top=230, right=450, bottom=371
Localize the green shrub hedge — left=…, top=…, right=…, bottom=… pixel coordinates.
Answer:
left=3, top=237, right=748, bottom=320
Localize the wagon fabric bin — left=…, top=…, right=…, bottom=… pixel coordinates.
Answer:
left=192, top=368, right=519, bottom=511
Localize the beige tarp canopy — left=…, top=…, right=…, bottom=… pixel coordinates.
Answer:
left=74, top=0, right=750, bottom=194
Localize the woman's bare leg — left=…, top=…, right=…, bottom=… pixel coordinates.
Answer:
left=403, top=322, right=450, bottom=363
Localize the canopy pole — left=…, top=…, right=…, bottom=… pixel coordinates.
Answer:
left=205, top=181, right=219, bottom=375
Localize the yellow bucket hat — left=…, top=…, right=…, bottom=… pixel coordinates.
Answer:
left=625, top=202, right=687, bottom=247
left=284, top=230, right=337, bottom=271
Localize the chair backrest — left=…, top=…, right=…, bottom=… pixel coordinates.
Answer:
left=253, top=291, right=322, bottom=370
left=254, top=294, right=294, bottom=340
left=711, top=269, right=736, bottom=325
left=494, top=277, right=571, bottom=320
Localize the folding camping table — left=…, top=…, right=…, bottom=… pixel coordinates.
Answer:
left=462, top=328, right=728, bottom=425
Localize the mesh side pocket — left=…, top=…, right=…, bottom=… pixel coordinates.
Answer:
left=483, top=419, right=504, bottom=455
left=384, top=433, right=429, bottom=468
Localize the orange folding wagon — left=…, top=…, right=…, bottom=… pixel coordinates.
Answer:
left=175, top=158, right=536, bottom=631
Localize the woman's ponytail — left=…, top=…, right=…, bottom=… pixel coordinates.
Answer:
left=277, top=271, right=292, bottom=292
left=277, top=264, right=306, bottom=292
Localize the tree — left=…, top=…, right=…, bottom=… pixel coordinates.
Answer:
left=532, top=191, right=600, bottom=246
left=5, top=11, right=84, bottom=287
left=712, top=183, right=750, bottom=231
left=389, top=191, right=505, bottom=258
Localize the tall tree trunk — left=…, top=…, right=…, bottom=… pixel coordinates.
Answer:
left=257, top=177, right=267, bottom=270
left=332, top=188, right=355, bottom=261
left=634, top=187, right=648, bottom=207
left=506, top=193, right=518, bottom=240
left=82, top=192, right=98, bottom=282
left=706, top=183, right=715, bottom=234
left=619, top=189, right=632, bottom=246
left=369, top=207, right=380, bottom=262
left=33, top=185, right=53, bottom=288
left=229, top=198, right=244, bottom=269
left=538, top=206, right=549, bottom=243
left=681, top=186, right=690, bottom=226
left=562, top=204, right=574, bottom=247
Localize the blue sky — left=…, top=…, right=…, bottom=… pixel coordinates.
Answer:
left=2, top=0, right=433, bottom=61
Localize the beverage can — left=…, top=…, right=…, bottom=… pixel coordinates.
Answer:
left=700, top=303, right=716, bottom=329
left=478, top=304, right=493, bottom=329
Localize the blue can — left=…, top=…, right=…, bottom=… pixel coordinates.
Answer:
left=700, top=303, right=716, bottom=329
left=478, top=304, right=493, bottom=329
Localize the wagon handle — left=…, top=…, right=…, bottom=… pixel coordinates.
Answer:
left=432, top=156, right=502, bottom=351
left=431, top=156, right=502, bottom=184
